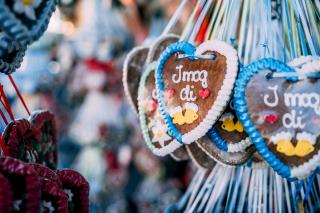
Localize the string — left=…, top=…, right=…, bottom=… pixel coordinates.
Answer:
left=283, top=0, right=296, bottom=59
left=161, top=0, right=189, bottom=36
left=8, top=75, right=31, bottom=116
left=188, top=0, right=213, bottom=44
left=180, top=0, right=205, bottom=41
left=0, top=85, right=14, bottom=122
left=294, top=0, right=318, bottom=56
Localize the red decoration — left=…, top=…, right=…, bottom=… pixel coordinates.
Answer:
left=199, top=89, right=210, bottom=99
left=165, top=89, right=175, bottom=98
left=146, top=100, right=158, bottom=112
left=264, top=114, right=278, bottom=124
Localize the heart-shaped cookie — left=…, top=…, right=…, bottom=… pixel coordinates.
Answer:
left=0, top=0, right=57, bottom=45
left=234, top=58, right=320, bottom=179
left=0, top=36, right=26, bottom=74
left=3, top=110, right=58, bottom=170
left=138, top=64, right=189, bottom=159
left=31, top=164, right=68, bottom=213
left=196, top=102, right=255, bottom=166
left=186, top=143, right=215, bottom=169
left=0, top=157, right=41, bottom=213
left=156, top=40, right=238, bottom=144
left=123, top=46, right=149, bottom=114
left=138, top=36, right=190, bottom=158
left=57, top=169, right=89, bottom=213
left=0, top=173, right=13, bottom=213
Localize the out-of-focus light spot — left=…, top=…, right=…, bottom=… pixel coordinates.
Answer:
left=49, top=61, right=61, bottom=74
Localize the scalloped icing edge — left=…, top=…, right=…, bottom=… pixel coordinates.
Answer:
left=137, top=63, right=182, bottom=156
left=146, top=34, right=180, bottom=64
left=207, top=127, right=253, bottom=153
left=156, top=39, right=239, bottom=145
left=123, top=45, right=149, bottom=115
left=0, top=43, right=26, bottom=74
left=0, top=0, right=57, bottom=45
left=234, top=58, right=320, bottom=180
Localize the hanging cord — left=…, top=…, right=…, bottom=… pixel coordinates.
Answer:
left=0, top=85, right=15, bottom=122
left=161, top=0, right=189, bottom=36
left=8, top=75, right=31, bottom=116
left=283, top=0, right=297, bottom=59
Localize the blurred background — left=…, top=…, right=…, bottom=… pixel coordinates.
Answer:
left=0, top=0, right=197, bottom=212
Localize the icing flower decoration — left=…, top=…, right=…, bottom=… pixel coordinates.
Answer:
left=295, top=132, right=316, bottom=157
left=42, top=201, right=55, bottom=213
left=13, top=0, right=42, bottom=20
left=151, top=120, right=172, bottom=147
left=170, top=106, right=185, bottom=125
left=270, top=132, right=295, bottom=156
left=184, top=102, right=199, bottom=124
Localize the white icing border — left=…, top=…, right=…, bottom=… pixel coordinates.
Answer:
left=181, top=40, right=239, bottom=143
left=123, top=46, right=149, bottom=114
left=228, top=137, right=253, bottom=153
left=291, top=151, right=320, bottom=179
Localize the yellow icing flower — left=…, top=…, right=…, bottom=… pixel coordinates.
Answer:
left=184, top=102, right=199, bottom=124
left=294, top=132, right=316, bottom=157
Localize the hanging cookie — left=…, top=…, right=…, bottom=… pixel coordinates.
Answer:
left=196, top=102, right=255, bottom=166
left=2, top=110, right=58, bottom=170
left=31, top=164, right=68, bottom=213
left=0, top=157, right=41, bottom=213
left=0, top=0, right=57, bottom=45
left=123, top=46, right=149, bottom=114
left=155, top=40, right=238, bottom=145
left=186, top=143, right=215, bottom=169
left=234, top=57, right=320, bottom=179
left=0, top=173, right=13, bottom=213
left=57, top=169, right=89, bottom=213
left=138, top=36, right=189, bottom=160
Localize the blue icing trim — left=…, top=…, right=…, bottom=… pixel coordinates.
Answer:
left=155, top=41, right=195, bottom=144
left=207, top=128, right=228, bottom=151
left=0, top=0, right=57, bottom=45
left=234, top=58, right=296, bottom=179
left=0, top=39, right=26, bottom=74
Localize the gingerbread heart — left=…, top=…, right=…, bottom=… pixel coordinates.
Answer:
left=0, top=173, right=13, bottom=213
left=123, top=46, right=149, bottom=114
left=2, top=110, right=58, bottom=170
left=0, top=0, right=57, bottom=45
left=156, top=40, right=238, bottom=144
left=0, top=36, right=26, bottom=74
left=234, top=58, right=320, bottom=179
left=57, top=169, right=89, bottom=213
left=31, top=164, right=68, bottom=213
left=138, top=36, right=189, bottom=158
left=0, top=157, right=41, bottom=213
left=186, top=143, right=215, bottom=169
left=196, top=102, right=255, bottom=166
